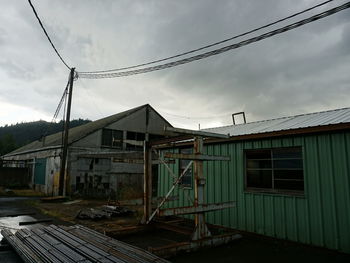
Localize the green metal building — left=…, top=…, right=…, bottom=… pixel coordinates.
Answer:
left=158, top=107, right=350, bottom=253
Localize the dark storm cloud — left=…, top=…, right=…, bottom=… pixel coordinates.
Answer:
left=0, top=0, right=349, bottom=128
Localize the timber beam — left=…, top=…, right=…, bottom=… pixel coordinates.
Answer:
left=164, top=152, right=230, bottom=161
left=77, top=151, right=157, bottom=160
left=165, top=126, right=230, bottom=139
left=112, top=158, right=175, bottom=164
left=158, top=202, right=236, bottom=216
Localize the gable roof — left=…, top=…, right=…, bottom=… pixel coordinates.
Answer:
left=7, top=104, right=171, bottom=156
left=203, top=107, right=350, bottom=137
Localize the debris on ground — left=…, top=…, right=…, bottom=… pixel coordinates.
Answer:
left=76, top=208, right=111, bottom=220
left=76, top=205, right=134, bottom=220
left=101, top=205, right=134, bottom=216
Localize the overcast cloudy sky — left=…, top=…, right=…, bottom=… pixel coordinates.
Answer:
left=1, top=0, right=349, bottom=129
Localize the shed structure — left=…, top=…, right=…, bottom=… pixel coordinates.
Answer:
left=3, top=104, right=171, bottom=197
left=157, top=107, right=350, bottom=253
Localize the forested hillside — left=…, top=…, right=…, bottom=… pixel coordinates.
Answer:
left=0, top=119, right=91, bottom=155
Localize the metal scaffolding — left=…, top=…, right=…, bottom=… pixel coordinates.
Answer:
left=141, top=126, right=241, bottom=253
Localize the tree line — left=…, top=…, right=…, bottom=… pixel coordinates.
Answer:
left=0, top=119, right=90, bottom=156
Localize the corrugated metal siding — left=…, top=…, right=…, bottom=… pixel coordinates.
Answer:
left=157, top=131, right=350, bottom=253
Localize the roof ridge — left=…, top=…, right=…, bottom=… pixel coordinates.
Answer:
left=6, top=104, right=149, bottom=155
left=204, top=107, right=350, bottom=130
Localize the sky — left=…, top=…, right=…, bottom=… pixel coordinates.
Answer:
left=1, top=0, right=349, bottom=129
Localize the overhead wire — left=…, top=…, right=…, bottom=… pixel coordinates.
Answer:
left=78, top=0, right=337, bottom=74
left=77, top=1, right=350, bottom=79
left=27, top=0, right=71, bottom=70
left=40, top=78, right=69, bottom=139
left=51, top=81, right=69, bottom=123
left=61, top=86, right=68, bottom=146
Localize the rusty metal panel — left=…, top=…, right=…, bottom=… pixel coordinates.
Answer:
left=158, top=131, right=350, bottom=253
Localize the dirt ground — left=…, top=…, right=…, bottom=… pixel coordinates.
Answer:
left=1, top=197, right=349, bottom=263
left=32, top=198, right=143, bottom=234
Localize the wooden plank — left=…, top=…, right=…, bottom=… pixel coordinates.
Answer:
left=164, top=152, right=230, bottom=161
left=165, top=126, right=230, bottom=138
left=159, top=202, right=236, bottom=216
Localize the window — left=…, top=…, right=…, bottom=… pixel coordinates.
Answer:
left=245, top=147, right=304, bottom=194
left=101, top=129, right=123, bottom=149
left=179, top=148, right=193, bottom=188
left=126, top=131, right=145, bottom=151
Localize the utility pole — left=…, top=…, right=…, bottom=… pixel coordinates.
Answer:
left=59, top=68, right=75, bottom=196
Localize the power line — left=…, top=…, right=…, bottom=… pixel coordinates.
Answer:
left=77, top=1, right=350, bottom=79
left=78, top=0, right=337, bottom=75
left=51, top=80, right=69, bottom=123
left=27, top=0, right=71, bottom=70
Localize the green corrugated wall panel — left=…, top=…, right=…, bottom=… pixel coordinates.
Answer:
left=34, top=158, right=46, bottom=185
left=157, top=131, right=350, bottom=253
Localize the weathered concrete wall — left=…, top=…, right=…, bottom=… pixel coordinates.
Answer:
left=3, top=149, right=61, bottom=195
left=69, top=152, right=144, bottom=198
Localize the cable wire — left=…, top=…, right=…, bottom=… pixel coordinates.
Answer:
left=78, top=1, right=350, bottom=79
left=79, top=0, right=337, bottom=74
left=51, top=81, right=69, bottom=123
left=27, top=0, right=71, bottom=70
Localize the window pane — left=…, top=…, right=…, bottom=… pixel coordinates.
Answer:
left=273, top=159, right=303, bottom=169
left=274, top=179, right=304, bottom=191
left=102, top=129, right=112, bottom=146
left=246, top=150, right=271, bottom=160
left=136, top=133, right=145, bottom=141
left=247, top=160, right=272, bottom=169
left=180, top=148, right=193, bottom=188
left=246, top=169, right=272, bottom=188
left=126, top=131, right=136, bottom=140
left=112, top=130, right=123, bottom=149
left=274, top=169, right=304, bottom=180
left=272, top=147, right=302, bottom=159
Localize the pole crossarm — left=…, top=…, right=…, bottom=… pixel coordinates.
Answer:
left=159, top=201, right=236, bottom=216
left=164, top=152, right=230, bottom=161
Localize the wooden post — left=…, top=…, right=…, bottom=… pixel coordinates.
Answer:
left=59, top=68, right=75, bottom=196
left=192, top=136, right=211, bottom=240
left=142, top=141, right=153, bottom=223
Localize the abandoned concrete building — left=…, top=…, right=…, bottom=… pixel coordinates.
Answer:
left=3, top=104, right=172, bottom=197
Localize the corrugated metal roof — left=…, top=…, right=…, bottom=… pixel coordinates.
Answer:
left=7, top=104, right=172, bottom=156
left=203, top=107, right=350, bottom=137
